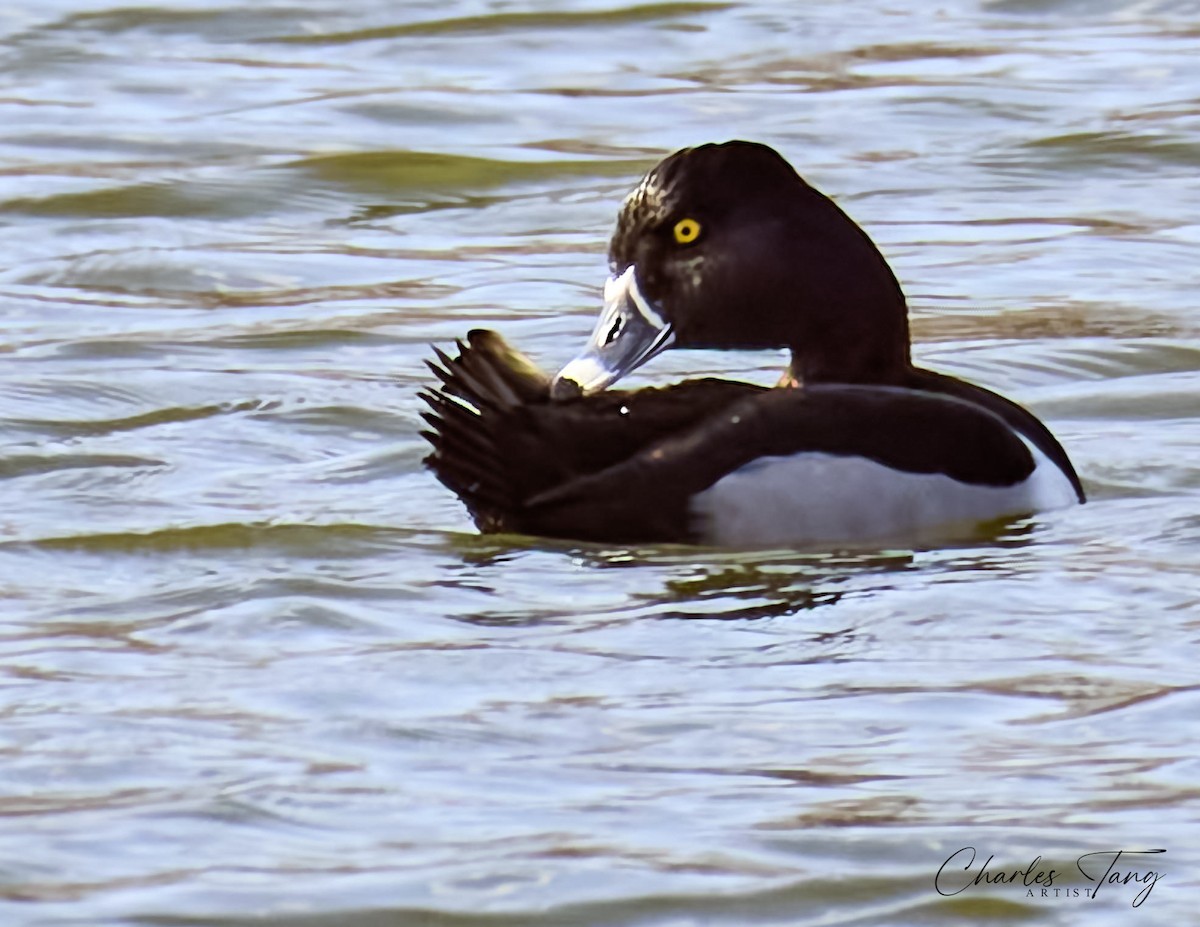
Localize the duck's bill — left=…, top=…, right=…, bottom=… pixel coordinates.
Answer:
left=551, top=266, right=675, bottom=399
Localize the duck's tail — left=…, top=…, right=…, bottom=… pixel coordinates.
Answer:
left=419, top=329, right=551, bottom=533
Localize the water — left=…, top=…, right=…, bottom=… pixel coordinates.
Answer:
left=1, top=1, right=1198, bottom=924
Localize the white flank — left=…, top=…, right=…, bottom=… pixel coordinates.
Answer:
left=691, top=439, right=1078, bottom=547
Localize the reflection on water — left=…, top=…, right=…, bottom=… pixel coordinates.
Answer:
left=1, top=1, right=1198, bottom=925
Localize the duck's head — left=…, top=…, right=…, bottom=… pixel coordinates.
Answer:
left=552, top=140, right=912, bottom=399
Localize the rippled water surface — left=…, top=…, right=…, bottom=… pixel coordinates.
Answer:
left=2, top=1, right=1199, bottom=924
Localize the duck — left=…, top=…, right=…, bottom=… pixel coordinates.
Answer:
left=420, top=140, right=1084, bottom=546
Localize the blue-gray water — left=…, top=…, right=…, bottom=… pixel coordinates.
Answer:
left=1, top=2, right=1198, bottom=925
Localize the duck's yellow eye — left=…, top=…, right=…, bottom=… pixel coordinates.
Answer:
left=673, top=217, right=701, bottom=244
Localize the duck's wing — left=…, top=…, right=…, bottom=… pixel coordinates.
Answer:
left=908, top=367, right=1085, bottom=503
left=518, top=385, right=1041, bottom=544
left=419, top=330, right=762, bottom=534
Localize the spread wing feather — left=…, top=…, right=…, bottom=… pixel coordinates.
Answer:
left=419, top=330, right=760, bottom=535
